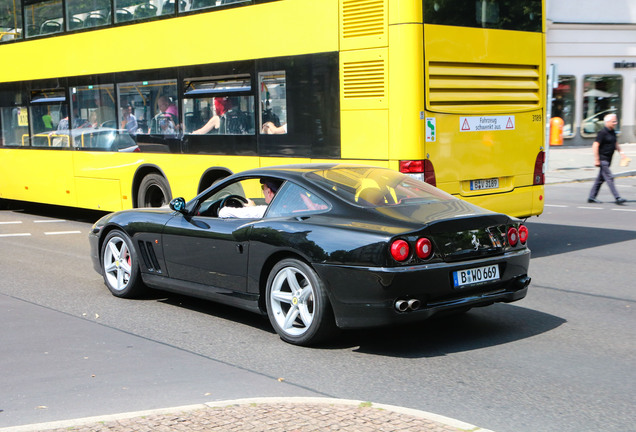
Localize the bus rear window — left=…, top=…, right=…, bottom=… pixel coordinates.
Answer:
left=423, top=0, right=542, bottom=33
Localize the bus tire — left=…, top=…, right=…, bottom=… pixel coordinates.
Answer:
left=137, top=173, right=171, bottom=208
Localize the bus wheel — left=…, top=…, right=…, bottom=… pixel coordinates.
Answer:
left=137, top=173, right=171, bottom=208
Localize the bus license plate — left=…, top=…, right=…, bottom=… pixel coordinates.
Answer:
left=470, top=178, right=499, bottom=191
left=453, top=265, right=500, bottom=288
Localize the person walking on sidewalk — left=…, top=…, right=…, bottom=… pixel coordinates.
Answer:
left=588, top=113, right=627, bottom=205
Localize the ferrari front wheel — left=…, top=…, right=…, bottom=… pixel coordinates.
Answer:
left=266, top=258, right=337, bottom=346
left=101, top=230, right=145, bottom=298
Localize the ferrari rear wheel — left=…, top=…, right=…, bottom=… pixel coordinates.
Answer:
left=266, top=258, right=337, bottom=346
left=101, top=230, right=145, bottom=298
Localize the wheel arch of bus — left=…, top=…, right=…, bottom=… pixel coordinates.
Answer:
left=132, top=164, right=233, bottom=208
left=197, top=166, right=234, bottom=194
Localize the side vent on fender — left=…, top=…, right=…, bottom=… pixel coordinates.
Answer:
left=138, top=240, right=162, bottom=273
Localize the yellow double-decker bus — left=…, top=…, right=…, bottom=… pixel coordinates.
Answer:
left=0, top=0, right=545, bottom=217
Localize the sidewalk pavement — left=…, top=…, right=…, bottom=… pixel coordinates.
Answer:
left=2, top=144, right=633, bottom=432
left=0, top=397, right=493, bottom=432
left=545, top=142, right=636, bottom=184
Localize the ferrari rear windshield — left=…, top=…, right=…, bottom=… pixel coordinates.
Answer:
left=305, top=167, right=455, bottom=207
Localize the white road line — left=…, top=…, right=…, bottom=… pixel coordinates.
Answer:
left=545, top=204, right=568, bottom=208
left=612, top=208, right=636, bottom=212
left=577, top=206, right=604, bottom=210
left=0, top=233, right=31, bottom=237
left=34, top=219, right=66, bottom=223
left=0, top=221, right=23, bottom=225
left=44, top=230, right=82, bottom=236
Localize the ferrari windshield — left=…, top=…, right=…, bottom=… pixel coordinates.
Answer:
left=305, top=166, right=455, bottom=207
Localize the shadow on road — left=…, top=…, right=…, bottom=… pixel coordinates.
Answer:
left=526, top=221, right=636, bottom=259
left=344, top=303, right=565, bottom=358
left=1, top=200, right=108, bottom=223
left=152, top=289, right=563, bottom=358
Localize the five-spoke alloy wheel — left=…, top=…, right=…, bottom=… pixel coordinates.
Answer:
left=266, top=258, right=336, bottom=346
left=101, top=230, right=144, bottom=298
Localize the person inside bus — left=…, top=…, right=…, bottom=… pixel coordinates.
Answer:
left=149, top=95, right=178, bottom=134
left=88, top=110, right=98, bottom=128
left=218, top=178, right=281, bottom=218
left=121, top=105, right=138, bottom=133
left=93, top=93, right=116, bottom=127
left=261, top=121, right=287, bottom=134
left=192, top=97, right=229, bottom=134
left=41, top=112, right=53, bottom=131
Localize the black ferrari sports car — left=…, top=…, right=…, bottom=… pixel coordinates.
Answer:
left=89, top=164, right=531, bottom=345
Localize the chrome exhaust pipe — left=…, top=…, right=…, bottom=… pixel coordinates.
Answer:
left=394, top=300, right=409, bottom=312
left=516, top=276, right=531, bottom=289
left=407, top=299, right=421, bottom=311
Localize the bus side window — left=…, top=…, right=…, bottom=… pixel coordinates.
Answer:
left=259, top=71, right=287, bottom=135
left=29, top=88, right=68, bottom=147
left=117, top=80, right=178, bottom=135
left=183, top=75, right=254, bottom=136
left=0, top=89, right=30, bottom=147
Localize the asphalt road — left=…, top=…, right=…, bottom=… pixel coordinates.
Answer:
left=1, top=179, right=634, bottom=432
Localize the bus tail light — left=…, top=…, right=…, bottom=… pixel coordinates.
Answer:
left=533, top=151, right=545, bottom=185
left=400, top=160, right=436, bottom=186
left=390, top=239, right=409, bottom=262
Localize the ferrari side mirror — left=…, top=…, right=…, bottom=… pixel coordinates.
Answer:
left=169, top=197, right=186, bottom=213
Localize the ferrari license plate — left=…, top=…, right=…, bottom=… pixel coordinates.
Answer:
left=453, top=265, right=500, bottom=288
left=470, top=178, right=499, bottom=191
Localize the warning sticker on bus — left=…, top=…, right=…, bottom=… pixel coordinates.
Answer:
left=460, top=116, right=515, bottom=132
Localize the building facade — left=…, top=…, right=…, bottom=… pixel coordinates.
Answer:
left=547, top=0, right=636, bottom=145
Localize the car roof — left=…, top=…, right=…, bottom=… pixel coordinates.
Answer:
left=234, top=163, right=378, bottom=178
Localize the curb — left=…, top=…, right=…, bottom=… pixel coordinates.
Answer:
left=0, top=397, right=494, bottom=432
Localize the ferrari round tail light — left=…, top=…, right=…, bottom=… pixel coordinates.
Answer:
left=507, top=227, right=519, bottom=247
left=518, top=225, right=528, bottom=244
left=415, top=237, right=433, bottom=259
left=390, top=239, right=410, bottom=262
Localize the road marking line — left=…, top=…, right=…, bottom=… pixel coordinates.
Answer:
left=612, top=208, right=636, bottom=212
left=0, top=221, right=22, bottom=225
left=545, top=204, right=568, bottom=208
left=34, top=219, right=66, bottom=223
left=577, top=206, right=604, bottom=210
left=44, top=230, right=82, bottom=235
left=0, top=233, right=31, bottom=237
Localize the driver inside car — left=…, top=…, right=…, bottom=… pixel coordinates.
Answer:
left=218, top=178, right=282, bottom=218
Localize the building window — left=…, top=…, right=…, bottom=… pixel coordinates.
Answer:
left=551, top=75, right=575, bottom=138
left=581, top=75, right=622, bottom=137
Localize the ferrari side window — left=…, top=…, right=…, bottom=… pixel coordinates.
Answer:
left=267, top=183, right=329, bottom=218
